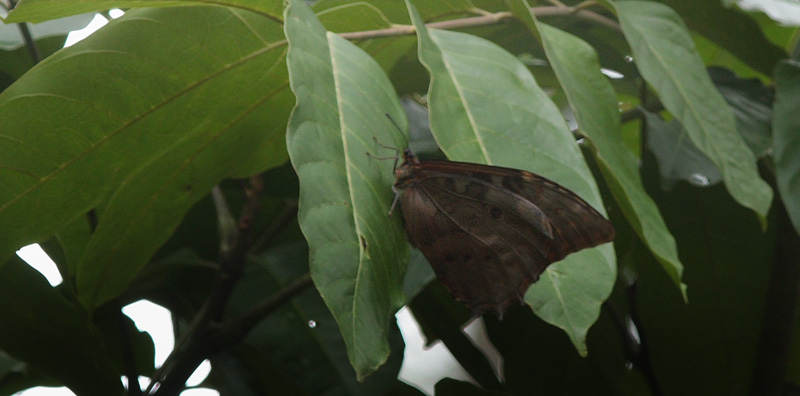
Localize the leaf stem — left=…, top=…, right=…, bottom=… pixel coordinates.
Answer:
left=7, top=0, right=41, bottom=64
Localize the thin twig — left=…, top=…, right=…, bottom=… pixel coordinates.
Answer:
left=17, top=22, right=41, bottom=64
left=545, top=0, right=568, bottom=8
left=573, top=0, right=600, bottom=12
left=339, top=5, right=620, bottom=41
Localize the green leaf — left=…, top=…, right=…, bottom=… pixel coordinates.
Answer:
left=4, top=0, right=284, bottom=23
left=0, top=257, right=124, bottom=396
left=743, top=8, right=798, bottom=51
left=615, top=1, right=773, bottom=226
left=691, top=33, right=768, bottom=82
left=406, top=0, right=616, bottom=355
left=773, top=60, right=800, bottom=235
left=656, top=0, right=786, bottom=76
left=314, top=0, right=419, bottom=80
left=645, top=111, right=722, bottom=189
left=509, top=0, right=686, bottom=299
left=646, top=68, right=773, bottom=191
left=284, top=0, right=408, bottom=380
left=0, top=6, right=291, bottom=308
left=710, top=67, right=773, bottom=158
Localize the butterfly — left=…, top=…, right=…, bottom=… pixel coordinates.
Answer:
left=393, top=148, right=615, bottom=317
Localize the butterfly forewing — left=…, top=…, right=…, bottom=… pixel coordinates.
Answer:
left=395, top=149, right=615, bottom=317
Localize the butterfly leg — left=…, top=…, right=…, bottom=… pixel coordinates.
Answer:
left=389, top=185, right=401, bottom=215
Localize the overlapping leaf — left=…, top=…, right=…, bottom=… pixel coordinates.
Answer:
left=284, top=0, right=408, bottom=380
left=406, top=0, right=616, bottom=354
left=507, top=0, right=685, bottom=297
left=615, top=1, right=773, bottom=226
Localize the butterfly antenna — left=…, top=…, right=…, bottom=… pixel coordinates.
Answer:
left=371, top=136, right=398, bottom=152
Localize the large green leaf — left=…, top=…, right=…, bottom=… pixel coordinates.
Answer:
left=773, top=60, right=800, bottom=235
left=615, top=1, right=773, bottom=226
left=509, top=0, right=685, bottom=298
left=284, top=0, right=408, bottom=380
left=406, top=0, right=616, bottom=355
left=4, top=0, right=284, bottom=23
left=0, top=6, right=291, bottom=308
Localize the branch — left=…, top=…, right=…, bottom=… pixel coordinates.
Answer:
left=148, top=272, right=313, bottom=395
left=339, top=4, right=620, bottom=41
left=208, top=272, right=314, bottom=348
left=149, top=175, right=264, bottom=395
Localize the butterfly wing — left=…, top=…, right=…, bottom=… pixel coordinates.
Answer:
left=398, top=160, right=614, bottom=317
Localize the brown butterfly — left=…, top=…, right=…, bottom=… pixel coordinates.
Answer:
left=393, top=148, right=615, bottom=317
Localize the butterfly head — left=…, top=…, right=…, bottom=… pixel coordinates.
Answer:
left=393, top=148, right=420, bottom=188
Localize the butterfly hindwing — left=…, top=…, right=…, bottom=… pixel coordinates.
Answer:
left=401, top=177, right=555, bottom=316
left=395, top=149, right=614, bottom=317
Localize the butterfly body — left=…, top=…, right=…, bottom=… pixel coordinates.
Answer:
left=394, top=148, right=615, bottom=317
